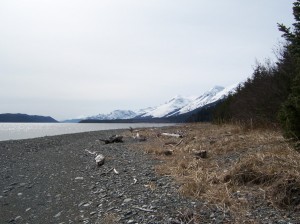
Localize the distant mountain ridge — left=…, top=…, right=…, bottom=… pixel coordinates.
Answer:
left=0, top=113, right=58, bottom=123
left=87, top=110, right=137, bottom=120
left=74, top=84, right=238, bottom=122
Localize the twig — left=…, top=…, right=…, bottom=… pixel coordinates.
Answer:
left=85, top=149, right=96, bottom=155
left=133, top=207, right=155, bottom=212
left=175, top=139, right=183, bottom=147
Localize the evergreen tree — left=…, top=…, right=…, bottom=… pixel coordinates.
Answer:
left=279, top=73, right=300, bottom=141
left=278, top=0, right=300, bottom=142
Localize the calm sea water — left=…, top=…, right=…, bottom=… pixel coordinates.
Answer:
left=0, top=123, right=174, bottom=141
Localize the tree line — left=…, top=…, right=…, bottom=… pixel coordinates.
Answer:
left=197, top=1, right=300, bottom=143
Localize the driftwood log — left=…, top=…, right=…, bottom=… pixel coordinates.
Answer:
left=134, top=133, right=147, bottom=142
left=193, top=150, right=207, bottom=159
left=95, top=154, right=105, bottom=166
left=161, top=133, right=183, bottom=138
left=100, top=135, right=123, bottom=144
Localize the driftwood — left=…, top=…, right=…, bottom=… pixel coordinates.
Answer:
left=161, top=133, right=183, bottom=138
left=193, top=150, right=207, bottom=159
left=164, top=139, right=183, bottom=147
left=95, top=154, right=105, bottom=166
left=163, top=149, right=173, bottom=156
left=134, top=133, right=147, bottom=142
left=133, top=207, right=155, bottom=212
left=100, top=135, right=123, bottom=144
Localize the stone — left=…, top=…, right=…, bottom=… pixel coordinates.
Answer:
left=123, top=198, right=132, bottom=203
left=54, top=211, right=62, bottom=218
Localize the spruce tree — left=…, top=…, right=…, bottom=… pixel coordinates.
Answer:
left=278, top=0, right=300, bottom=142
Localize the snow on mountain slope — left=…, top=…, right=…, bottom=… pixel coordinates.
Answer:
left=87, top=110, right=137, bottom=120
left=169, top=84, right=238, bottom=116
left=139, top=95, right=196, bottom=118
left=68, top=83, right=239, bottom=121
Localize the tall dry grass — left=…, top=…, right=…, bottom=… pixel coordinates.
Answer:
left=129, top=123, right=300, bottom=222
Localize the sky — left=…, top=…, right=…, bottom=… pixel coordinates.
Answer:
left=0, top=0, right=295, bottom=120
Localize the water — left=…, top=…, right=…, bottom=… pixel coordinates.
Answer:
left=0, top=123, right=175, bottom=141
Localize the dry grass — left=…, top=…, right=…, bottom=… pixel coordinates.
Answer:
left=96, top=212, right=120, bottom=224
left=128, top=123, right=300, bottom=222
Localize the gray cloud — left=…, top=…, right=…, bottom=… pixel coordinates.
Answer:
left=0, top=0, right=294, bottom=120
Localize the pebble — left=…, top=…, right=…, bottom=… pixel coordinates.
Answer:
left=89, top=211, right=97, bottom=216
left=83, top=203, right=91, bottom=207
left=54, top=211, right=62, bottom=218
left=123, top=198, right=132, bottom=203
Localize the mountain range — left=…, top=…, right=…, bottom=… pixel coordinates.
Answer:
left=78, top=84, right=238, bottom=122
left=0, top=113, right=58, bottom=123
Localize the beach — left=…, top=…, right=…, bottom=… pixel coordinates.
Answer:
left=1, top=124, right=299, bottom=224
left=0, top=128, right=201, bottom=224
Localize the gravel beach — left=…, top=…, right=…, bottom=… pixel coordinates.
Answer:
left=0, top=129, right=203, bottom=224
left=2, top=126, right=299, bottom=224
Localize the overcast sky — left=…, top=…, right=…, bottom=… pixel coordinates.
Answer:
left=0, top=0, right=295, bottom=120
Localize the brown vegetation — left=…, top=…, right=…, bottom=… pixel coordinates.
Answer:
left=128, top=123, right=300, bottom=222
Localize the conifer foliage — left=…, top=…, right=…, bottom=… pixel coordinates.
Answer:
left=212, top=0, right=300, bottom=143
left=278, top=0, right=300, bottom=141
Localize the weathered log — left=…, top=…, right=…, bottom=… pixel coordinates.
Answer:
left=193, top=150, right=207, bottom=159
left=95, top=154, right=105, bottom=166
left=100, top=135, right=123, bottom=144
left=163, top=149, right=173, bottom=156
left=134, top=133, right=147, bottom=142
left=161, top=133, right=183, bottom=138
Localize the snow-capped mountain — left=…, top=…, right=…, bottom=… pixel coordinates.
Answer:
left=69, top=84, right=238, bottom=122
left=87, top=110, right=137, bottom=120
left=137, top=95, right=196, bottom=118
left=169, top=83, right=238, bottom=117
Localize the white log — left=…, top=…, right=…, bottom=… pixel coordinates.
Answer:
left=95, top=154, right=105, bottom=166
left=161, top=133, right=183, bottom=138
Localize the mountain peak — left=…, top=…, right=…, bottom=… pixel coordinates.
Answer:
left=68, top=83, right=239, bottom=122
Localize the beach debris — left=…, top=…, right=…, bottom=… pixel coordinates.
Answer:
left=133, top=177, right=137, bottom=184
left=75, top=177, right=84, bottom=180
left=134, top=132, right=147, bottom=142
left=133, top=206, right=155, bottom=212
left=113, top=168, right=119, bottom=175
left=95, top=154, right=105, bottom=166
left=164, top=139, right=183, bottom=147
left=85, top=149, right=96, bottom=155
left=163, top=149, right=173, bottom=156
left=161, top=133, right=183, bottom=138
left=193, top=149, right=207, bottom=159
left=99, top=135, right=123, bottom=144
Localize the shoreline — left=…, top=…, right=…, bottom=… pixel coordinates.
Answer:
left=0, top=127, right=199, bottom=224
left=1, top=124, right=299, bottom=223
left=0, top=123, right=177, bottom=142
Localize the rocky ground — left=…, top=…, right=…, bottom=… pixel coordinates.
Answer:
left=1, top=125, right=299, bottom=224
left=0, top=128, right=206, bottom=224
